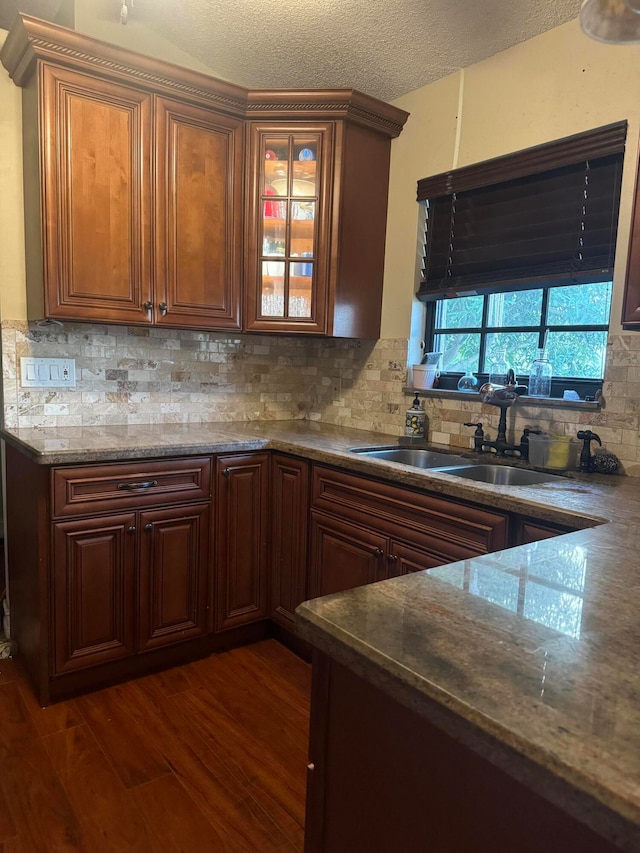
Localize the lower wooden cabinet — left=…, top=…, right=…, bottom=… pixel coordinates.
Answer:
left=52, top=503, right=210, bottom=674
left=7, top=443, right=581, bottom=704
left=309, top=465, right=510, bottom=596
left=514, top=517, right=576, bottom=545
left=52, top=512, right=137, bottom=674
left=270, top=454, right=310, bottom=628
left=137, top=504, right=210, bottom=651
left=310, top=512, right=386, bottom=597
left=215, top=453, right=270, bottom=631
left=6, top=447, right=215, bottom=703
left=306, top=653, right=617, bottom=853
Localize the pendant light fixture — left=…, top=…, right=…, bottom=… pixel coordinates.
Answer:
left=579, top=0, right=640, bottom=43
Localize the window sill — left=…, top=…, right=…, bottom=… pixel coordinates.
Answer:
left=404, top=387, right=602, bottom=412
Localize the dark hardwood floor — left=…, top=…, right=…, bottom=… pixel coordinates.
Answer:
left=0, top=640, right=311, bottom=852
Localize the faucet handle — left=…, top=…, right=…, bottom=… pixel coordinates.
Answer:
left=464, top=422, right=483, bottom=429
left=577, top=429, right=601, bottom=445
left=577, top=430, right=602, bottom=472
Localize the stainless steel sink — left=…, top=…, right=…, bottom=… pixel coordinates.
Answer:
left=350, top=447, right=469, bottom=468
left=436, top=465, right=566, bottom=486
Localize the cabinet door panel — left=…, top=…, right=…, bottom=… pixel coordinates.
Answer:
left=245, top=123, right=333, bottom=334
left=53, top=513, right=137, bottom=674
left=309, top=511, right=386, bottom=598
left=312, top=465, right=509, bottom=556
left=515, top=518, right=574, bottom=545
left=216, top=454, right=270, bottom=631
left=138, top=503, right=210, bottom=650
left=388, top=540, right=456, bottom=577
left=271, top=454, right=310, bottom=628
left=155, top=97, right=243, bottom=329
left=41, top=64, right=152, bottom=323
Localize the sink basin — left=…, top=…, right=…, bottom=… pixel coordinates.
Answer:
left=350, top=447, right=469, bottom=468
left=437, top=465, right=566, bottom=486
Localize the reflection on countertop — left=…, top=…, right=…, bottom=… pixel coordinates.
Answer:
left=429, top=538, right=587, bottom=640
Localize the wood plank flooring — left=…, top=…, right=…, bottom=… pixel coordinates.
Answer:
left=0, top=640, right=311, bottom=852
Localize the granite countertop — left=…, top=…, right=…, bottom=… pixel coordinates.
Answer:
left=0, top=419, right=626, bottom=527
left=4, top=419, right=640, bottom=847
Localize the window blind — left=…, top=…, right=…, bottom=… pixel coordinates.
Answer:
left=417, top=122, right=626, bottom=302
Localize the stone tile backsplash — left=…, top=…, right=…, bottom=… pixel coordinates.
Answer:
left=0, top=320, right=408, bottom=432
left=2, top=321, right=639, bottom=475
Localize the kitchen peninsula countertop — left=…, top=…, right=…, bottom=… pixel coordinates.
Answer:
left=4, top=419, right=640, bottom=847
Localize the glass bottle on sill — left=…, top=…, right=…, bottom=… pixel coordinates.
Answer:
left=528, top=349, right=553, bottom=397
left=488, top=349, right=511, bottom=388
left=457, top=370, right=479, bottom=392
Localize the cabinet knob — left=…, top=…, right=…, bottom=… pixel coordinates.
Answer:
left=127, top=526, right=136, bottom=534
left=144, top=523, right=153, bottom=532
left=222, top=467, right=231, bottom=476
left=386, top=554, right=398, bottom=563
left=373, top=548, right=383, bottom=558
left=143, top=300, right=153, bottom=311
left=159, top=302, right=168, bottom=316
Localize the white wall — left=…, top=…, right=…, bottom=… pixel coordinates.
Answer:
left=382, top=18, right=640, bottom=341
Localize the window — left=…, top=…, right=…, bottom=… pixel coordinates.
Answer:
left=417, top=122, right=626, bottom=396
left=429, top=282, right=611, bottom=394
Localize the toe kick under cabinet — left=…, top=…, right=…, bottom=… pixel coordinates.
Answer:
left=6, top=447, right=214, bottom=704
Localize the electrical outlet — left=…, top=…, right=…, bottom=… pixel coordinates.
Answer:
left=20, top=357, right=76, bottom=388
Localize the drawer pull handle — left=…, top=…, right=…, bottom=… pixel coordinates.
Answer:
left=117, top=480, right=158, bottom=491
left=373, top=548, right=383, bottom=558
left=159, top=302, right=168, bottom=316
left=127, top=526, right=136, bottom=534
left=222, top=468, right=231, bottom=476
left=143, top=300, right=153, bottom=311
left=144, top=523, right=153, bottom=532
left=387, top=554, right=398, bottom=563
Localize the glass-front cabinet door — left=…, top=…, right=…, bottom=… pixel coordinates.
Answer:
left=246, top=124, right=332, bottom=333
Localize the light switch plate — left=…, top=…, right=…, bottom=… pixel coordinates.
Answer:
left=20, top=357, right=76, bottom=388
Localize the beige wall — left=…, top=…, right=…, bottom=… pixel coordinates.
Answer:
left=382, top=17, right=640, bottom=340
left=73, top=0, right=217, bottom=76
left=0, top=31, right=27, bottom=323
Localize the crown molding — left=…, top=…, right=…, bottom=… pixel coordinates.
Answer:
left=1, top=14, right=409, bottom=136
left=1, top=14, right=248, bottom=117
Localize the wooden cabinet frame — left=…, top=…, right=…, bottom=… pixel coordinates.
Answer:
left=1, top=14, right=408, bottom=338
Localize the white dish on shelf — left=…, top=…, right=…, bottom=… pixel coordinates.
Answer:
left=271, top=178, right=316, bottom=196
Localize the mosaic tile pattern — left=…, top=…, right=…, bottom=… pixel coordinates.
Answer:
left=0, top=321, right=409, bottom=433
left=1, top=321, right=639, bottom=475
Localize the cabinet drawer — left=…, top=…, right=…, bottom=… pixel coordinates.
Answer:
left=52, top=457, right=212, bottom=518
left=312, top=465, right=508, bottom=554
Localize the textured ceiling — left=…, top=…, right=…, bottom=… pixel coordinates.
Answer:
left=129, top=0, right=584, bottom=100
left=3, top=0, right=584, bottom=101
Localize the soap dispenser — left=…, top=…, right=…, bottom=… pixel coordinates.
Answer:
left=405, top=394, right=427, bottom=438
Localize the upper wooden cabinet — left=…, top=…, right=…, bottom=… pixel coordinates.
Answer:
left=245, top=118, right=399, bottom=336
left=154, top=97, right=243, bottom=330
left=1, top=15, right=408, bottom=338
left=22, top=62, right=243, bottom=329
